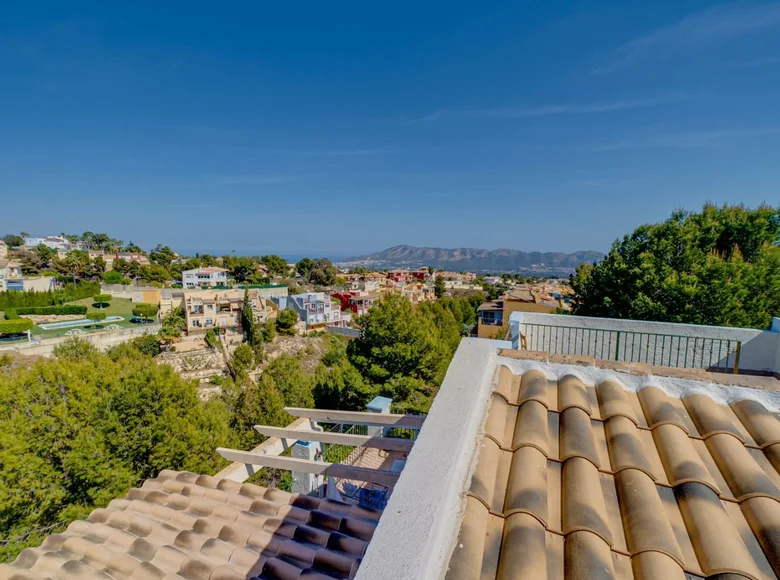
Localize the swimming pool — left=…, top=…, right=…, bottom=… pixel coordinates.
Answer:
left=39, top=316, right=124, bottom=330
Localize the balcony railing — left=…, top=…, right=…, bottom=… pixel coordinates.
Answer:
left=520, top=322, right=742, bottom=373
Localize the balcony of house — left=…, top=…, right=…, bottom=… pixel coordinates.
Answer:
left=509, top=311, right=780, bottom=378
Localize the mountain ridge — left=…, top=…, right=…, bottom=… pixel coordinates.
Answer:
left=340, top=245, right=604, bottom=273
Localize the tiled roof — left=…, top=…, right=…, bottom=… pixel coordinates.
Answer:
left=0, top=470, right=381, bottom=580
left=446, top=367, right=780, bottom=580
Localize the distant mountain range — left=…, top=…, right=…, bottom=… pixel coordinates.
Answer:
left=340, top=245, right=604, bottom=274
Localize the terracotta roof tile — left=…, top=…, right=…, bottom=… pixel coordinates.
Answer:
left=446, top=371, right=780, bottom=580
left=0, top=470, right=380, bottom=580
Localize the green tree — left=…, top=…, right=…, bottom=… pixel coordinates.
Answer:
left=1, top=234, right=24, bottom=248
left=276, top=307, right=299, bottom=335
left=347, top=292, right=450, bottom=386
left=86, top=311, right=107, bottom=324
left=261, top=255, right=288, bottom=277
left=309, top=258, right=338, bottom=286
left=263, top=354, right=314, bottom=408
left=129, top=334, right=162, bottom=357
left=0, top=341, right=233, bottom=560
left=112, top=258, right=130, bottom=276
left=229, top=257, right=259, bottom=283
left=313, top=361, right=375, bottom=411
left=158, top=307, right=185, bottom=345
left=262, top=319, right=276, bottom=342
left=92, top=294, right=112, bottom=309
left=571, top=203, right=780, bottom=328
left=18, top=250, right=46, bottom=275
left=132, top=303, right=159, bottom=321
left=138, top=264, right=171, bottom=284
left=296, top=258, right=313, bottom=281
left=149, top=244, right=176, bottom=269
left=434, top=274, right=446, bottom=299
left=102, top=270, right=131, bottom=285
left=231, top=344, right=255, bottom=379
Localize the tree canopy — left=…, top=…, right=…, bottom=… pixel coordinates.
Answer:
left=0, top=340, right=233, bottom=560
left=571, top=203, right=780, bottom=329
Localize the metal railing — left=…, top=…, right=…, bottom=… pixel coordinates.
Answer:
left=521, top=323, right=741, bottom=373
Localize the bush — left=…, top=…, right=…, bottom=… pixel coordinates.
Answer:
left=92, top=294, right=112, bottom=309
left=205, top=329, right=220, bottom=349
left=276, top=308, right=298, bottom=335
left=0, top=281, right=99, bottom=311
left=86, top=312, right=107, bottom=323
left=7, top=305, right=88, bottom=318
left=0, top=319, right=34, bottom=334
left=132, top=303, right=159, bottom=321
left=130, top=334, right=162, bottom=357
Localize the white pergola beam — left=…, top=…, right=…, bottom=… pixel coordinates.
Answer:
left=253, top=425, right=414, bottom=452
left=216, top=448, right=400, bottom=486
left=284, top=407, right=425, bottom=429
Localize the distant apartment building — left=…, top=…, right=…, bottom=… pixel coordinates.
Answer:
left=402, top=284, right=435, bottom=305
left=410, top=267, right=431, bottom=282
left=476, top=286, right=559, bottom=338
left=0, top=256, right=22, bottom=291
left=182, top=267, right=229, bottom=289
left=183, top=289, right=267, bottom=334
left=272, top=292, right=350, bottom=330
left=386, top=269, right=409, bottom=284
left=23, top=235, right=79, bottom=250
left=332, top=291, right=380, bottom=317
left=87, top=251, right=150, bottom=270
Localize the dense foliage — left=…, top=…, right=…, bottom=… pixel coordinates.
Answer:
left=0, top=341, right=234, bottom=560
left=0, top=319, right=34, bottom=334
left=276, top=308, right=299, bottom=335
left=0, top=282, right=99, bottom=310
left=571, top=204, right=780, bottom=329
left=4, top=305, right=87, bottom=319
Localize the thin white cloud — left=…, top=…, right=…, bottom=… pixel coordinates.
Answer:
left=411, top=94, right=693, bottom=123
left=584, top=128, right=780, bottom=151
left=596, top=2, right=780, bottom=73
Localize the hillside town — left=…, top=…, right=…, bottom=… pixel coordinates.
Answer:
left=3, top=2, right=780, bottom=577
left=2, top=205, right=780, bottom=580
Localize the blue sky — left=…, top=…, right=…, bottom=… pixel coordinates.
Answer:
left=1, top=1, right=780, bottom=257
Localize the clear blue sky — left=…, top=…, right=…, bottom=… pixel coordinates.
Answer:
left=2, top=1, right=779, bottom=257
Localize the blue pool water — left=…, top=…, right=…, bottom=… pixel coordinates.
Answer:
left=39, top=316, right=124, bottom=330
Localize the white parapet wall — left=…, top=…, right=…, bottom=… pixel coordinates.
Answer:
left=509, top=311, right=780, bottom=375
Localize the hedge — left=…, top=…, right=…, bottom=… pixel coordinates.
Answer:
left=0, top=319, right=34, bottom=334
left=5, top=305, right=88, bottom=319
left=0, top=281, right=100, bottom=310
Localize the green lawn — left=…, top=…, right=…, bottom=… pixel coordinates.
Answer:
left=31, top=297, right=147, bottom=338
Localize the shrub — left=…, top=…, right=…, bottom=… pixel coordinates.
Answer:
left=86, top=312, right=107, bottom=323
left=276, top=308, right=298, bottom=335
left=205, top=329, right=220, bottom=349
left=4, top=310, right=19, bottom=320
left=0, top=319, right=34, bottom=334
left=132, top=303, right=159, bottom=321
left=92, top=294, right=112, bottom=309
left=8, top=305, right=88, bottom=317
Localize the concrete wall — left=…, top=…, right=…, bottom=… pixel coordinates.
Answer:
left=101, top=284, right=161, bottom=304
left=0, top=324, right=161, bottom=357
left=22, top=277, right=56, bottom=292
left=510, top=311, right=780, bottom=374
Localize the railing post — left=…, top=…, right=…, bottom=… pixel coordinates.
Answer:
left=614, top=331, right=621, bottom=361
left=734, top=342, right=741, bottom=375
